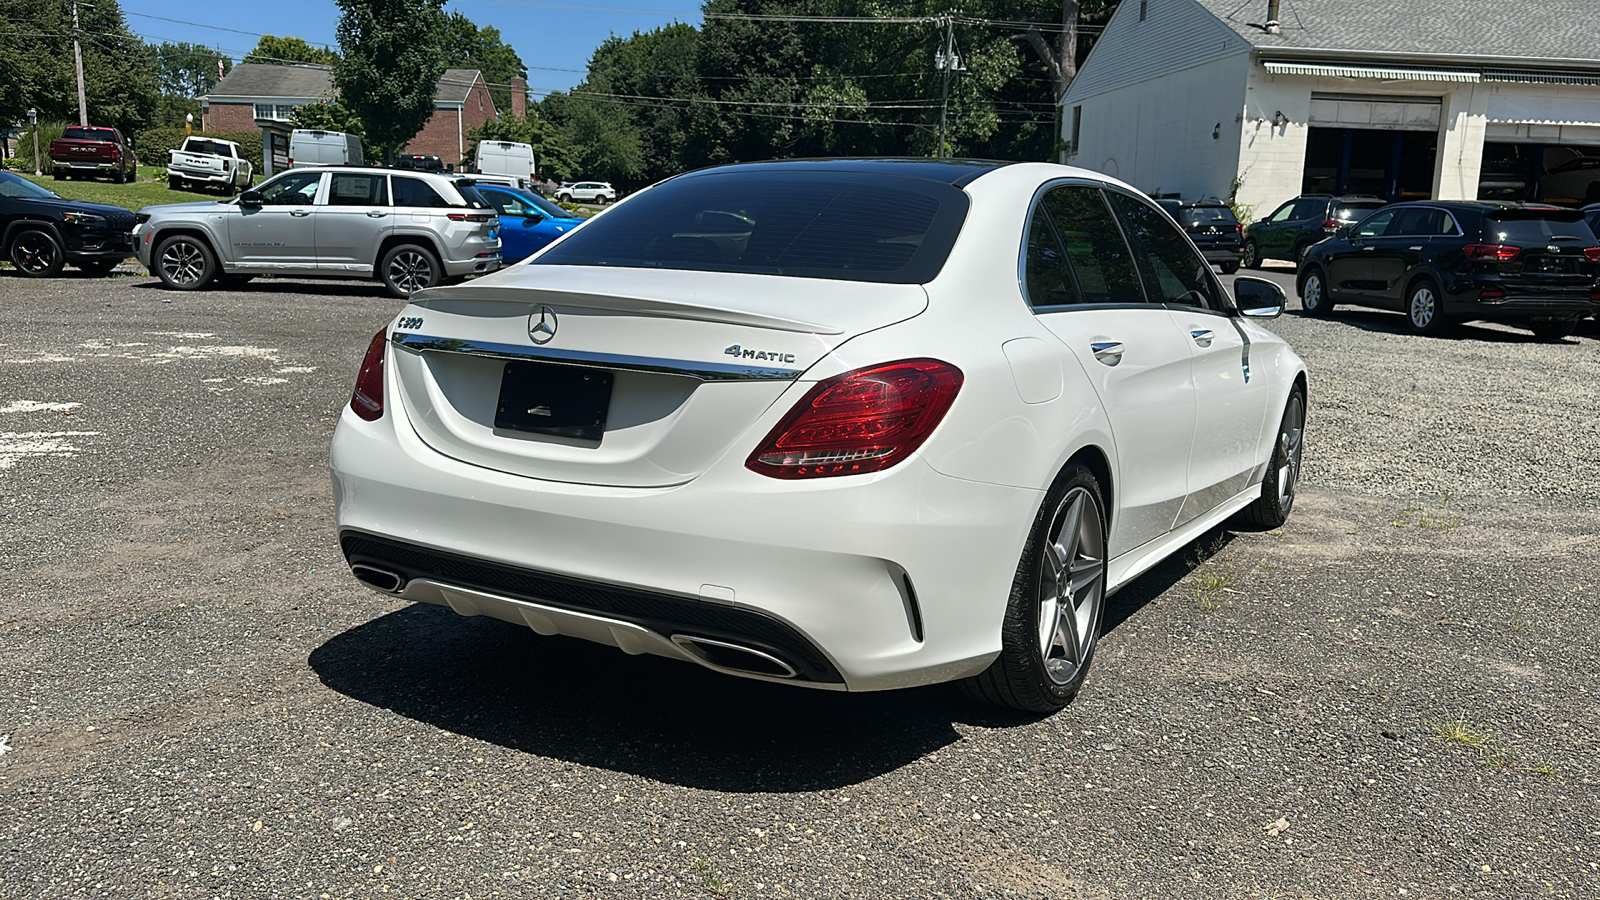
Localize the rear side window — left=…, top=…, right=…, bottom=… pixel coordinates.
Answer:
left=1482, top=211, right=1595, bottom=244
left=1107, top=191, right=1226, bottom=310
left=1024, top=206, right=1081, bottom=307
left=1038, top=185, right=1146, bottom=305
left=1290, top=198, right=1327, bottom=220
left=327, top=172, right=388, bottom=206
left=532, top=170, right=969, bottom=284
left=392, top=176, right=453, bottom=209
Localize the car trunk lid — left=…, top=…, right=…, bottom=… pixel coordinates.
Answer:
left=388, top=265, right=928, bottom=487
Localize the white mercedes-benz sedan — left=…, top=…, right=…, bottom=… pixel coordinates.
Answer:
left=330, top=159, right=1307, bottom=712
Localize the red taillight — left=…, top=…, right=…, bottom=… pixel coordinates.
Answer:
left=745, top=359, right=963, bottom=479
left=447, top=213, right=497, bottom=222
left=1463, top=243, right=1521, bottom=262
left=286, top=157, right=294, bottom=167
left=350, top=328, right=387, bottom=421
left=1321, top=218, right=1340, bottom=231
left=1582, top=247, right=1600, bottom=262
left=1479, top=289, right=1506, bottom=300
left=1235, top=223, right=1243, bottom=235
left=221, top=159, right=230, bottom=171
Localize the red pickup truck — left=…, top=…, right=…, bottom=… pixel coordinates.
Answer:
left=48, top=126, right=138, bottom=183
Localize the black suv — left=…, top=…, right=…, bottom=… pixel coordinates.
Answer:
left=1297, top=201, right=1600, bottom=339
left=1244, top=194, right=1387, bottom=268
left=1155, top=198, right=1243, bottom=273
left=1, top=171, right=135, bottom=277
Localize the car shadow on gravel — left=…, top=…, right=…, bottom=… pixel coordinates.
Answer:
left=308, top=531, right=1218, bottom=793
left=129, top=279, right=396, bottom=299
left=1291, top=308, right=1576, bottom=343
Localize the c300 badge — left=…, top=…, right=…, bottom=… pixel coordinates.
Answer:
left=528, top=305, right=558, bottom=344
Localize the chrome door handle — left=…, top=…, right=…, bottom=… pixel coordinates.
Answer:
left=1361, top=245, right=1375, bottom=251
left=367, top=211, right=388, bottom=218
left=1190, top=329, right=1214, bottom=347
left=1408, top=246, right=1422, bottom=251
left=290, top=210, right=311, bottom=217
left=1090, top=341, right=1124, bottom=366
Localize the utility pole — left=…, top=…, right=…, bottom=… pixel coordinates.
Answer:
left=72, top=0, right=88, bottom=126
left=934, top=13, right=964, bottom=158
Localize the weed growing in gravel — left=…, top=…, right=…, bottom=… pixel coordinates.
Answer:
left=1392, top=491, right=1463, bottom=529
left=690, top=858, right=733, bottom=897
left=1187, top=535, right=1233, bottom=610
left=1510, top=597, right=1530, bottom=634
left=1434, top=716, right=1493, bottom=749
left=1433, top=717, right=1556, bottom=775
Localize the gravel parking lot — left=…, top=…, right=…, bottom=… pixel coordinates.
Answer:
left=2, top=268, right=1597, bottom=899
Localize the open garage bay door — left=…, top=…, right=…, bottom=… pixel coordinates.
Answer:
left=1302, top=94, right=1442, bottom=201
left=1479, top=96, right=1600, bottom=204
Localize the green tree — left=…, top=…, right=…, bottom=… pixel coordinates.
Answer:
left=333, top=0, right=449, bottom=163
left=290, top=100, right=366, bottom=139
left=0, top=0, right=158, bottom=135
left=244, top=35, right=340, bottom=66
left=150, top=41, right=231, bottom=97
left=441, top=12, right=526, bottom=116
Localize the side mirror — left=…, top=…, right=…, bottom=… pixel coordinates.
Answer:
left=1234, top=276, right=1285, bottom=318
left=239, top=190, right=263, bottom=208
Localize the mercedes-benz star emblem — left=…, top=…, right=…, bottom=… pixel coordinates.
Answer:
left=528, top=305, right=558, bottom=344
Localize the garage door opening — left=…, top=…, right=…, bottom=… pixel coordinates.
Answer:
left=1479, top=143, right=1600, bottom=205
left=1302, top=128, right=1438, bottom=201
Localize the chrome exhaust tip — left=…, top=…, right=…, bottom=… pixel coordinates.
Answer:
left=671, top=635, right=798, bottom=679
left=351, top=564, right=405, bottom=594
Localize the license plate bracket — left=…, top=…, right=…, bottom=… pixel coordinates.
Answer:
left=494, top=361, right=612, bottom=441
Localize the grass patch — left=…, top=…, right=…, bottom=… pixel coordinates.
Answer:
left=17, top=171, right=224, bottom=213
left=1432, top=715, right=1555, bottom=775
left=689, top=858, right=733, bottom=897
left=1187, top=534, right=1235, bottom=610
left=1392, top=491, right=1463, bottom=530
left=1434, top=716, right=1493, bottom=750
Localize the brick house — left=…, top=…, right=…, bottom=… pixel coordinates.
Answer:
left=202, top=64, right=498, bottom=166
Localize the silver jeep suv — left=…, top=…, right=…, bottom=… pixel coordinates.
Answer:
left=134, top=167, right=502, bottom=298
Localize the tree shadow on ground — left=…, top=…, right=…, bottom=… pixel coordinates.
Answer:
left=308, top=527, right=1235, bottom=792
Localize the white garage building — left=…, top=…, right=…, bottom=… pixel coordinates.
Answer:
left=1059, top=0, right=1600, bottom=216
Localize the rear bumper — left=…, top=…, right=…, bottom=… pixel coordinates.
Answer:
left=52, top=160, right=120, bottom=172
left=329, top=395, right=1039, bottom=692
left=1446, top=291, right=1600, bottom=319
left=442, top=253, right=502, bottom=277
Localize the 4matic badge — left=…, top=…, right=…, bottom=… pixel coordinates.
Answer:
left=724, top=344, right=796, bottom=364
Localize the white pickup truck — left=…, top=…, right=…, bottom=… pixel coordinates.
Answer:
left=167, top=137, right=254, bottom=194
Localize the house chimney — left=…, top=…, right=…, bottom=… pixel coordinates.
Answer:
left=511, top=76, right=527, bottom=119
left=1266, top=0, right=1281, bottom=34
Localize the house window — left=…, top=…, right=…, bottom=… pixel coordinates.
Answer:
left=1068, top=105, right=1083, bottom=156
left=253, top=103, right=300, bottom=122
left=1140, top=0, right=1148, bottom=20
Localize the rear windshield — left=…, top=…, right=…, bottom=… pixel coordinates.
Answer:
left=1180, top=206, right=1237, bottom=226
left=531, top=170, right=969, bottom=283
left=1335, top=202, right=1385, bottom=221
left=184, top=140, right=233, bottom=157
left=63, top=127, right=114, bottom=141
left=1482, top=209, right=1594, bottom=244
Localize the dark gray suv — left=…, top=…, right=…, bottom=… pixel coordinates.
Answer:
left=1244, top=194, right=1386, bottom=268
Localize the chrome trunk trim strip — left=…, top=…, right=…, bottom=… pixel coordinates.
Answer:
left=390, top=332, right=802, bottom=381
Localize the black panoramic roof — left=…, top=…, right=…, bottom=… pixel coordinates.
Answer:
left=675, top=158, right=1014, bottom=188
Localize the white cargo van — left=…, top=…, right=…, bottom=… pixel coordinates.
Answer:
left=288, top=130, right=364, bottom=168
left=475, top=140, right=535, bottom=186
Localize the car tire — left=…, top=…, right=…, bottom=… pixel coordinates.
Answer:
left=381, top=243, right=441, bottom=298
left=168, top=175, right=182, bottom=190
left=51, top=169, right=63, bottom=180
left=9, top=228, right=66, bottom=277
left=556, top=193, right=572, bottom=203
left=1298, top=265, right=1334, bottom=316
left=154, top=234, right=218, bottom=290
left=960, top=463, right=1108, bottom=713
left=1404, top=277, right=1452, bottom=336
left=1529, top=319, right=1578, bottom=341
left=76, top=260, right=119, bottom=276
left=1242, top=240, right=1261, bottom=269
left=1219, top=261, right=1240, bottom=274
left=1231, top=389, right=1305, bottom=530
left=1294, top=242, right=1312, bottom=265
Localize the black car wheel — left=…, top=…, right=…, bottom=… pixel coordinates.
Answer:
left=381, top=243, right=441, bottom=298
left=1294, top=242, right=1312, bottom=265
left=168, top=175, right=183, bottom=190
left=9, top=229, right=65, bottom=277
left=961, top=464, right=1108, bottom=713
left=1219, top=261, right=1240, bottom=274
left=154, top=234, right=218, bottom=290
left=1242, top=240, right=1261, bottom=269
left=76, top=260, right=120, bottom=276
left=1405, top=278, right=1452, bottom=336
left=1232, top=389, right=1305, bottom=530
left=1299, top=266, right=1334, bottom=316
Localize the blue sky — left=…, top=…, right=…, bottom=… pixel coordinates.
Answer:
left=122, top=0, right=705, bottom=94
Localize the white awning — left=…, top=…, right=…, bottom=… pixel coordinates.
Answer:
left=1263, top=61, right=1481, bottom=83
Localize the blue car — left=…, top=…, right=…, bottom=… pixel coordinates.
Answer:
left=475, top=185, right=585, bottom=263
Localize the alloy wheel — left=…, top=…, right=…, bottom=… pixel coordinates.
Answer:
left=1302, top=273, right=1324, bottom=312
left=1409, top=285, right=1437, bottom=329
left=159, top=241, right=207, bottom=286
left=387, top=251, right=434, bottom=295
left=1036, top=486, right=1106, bottom=686
left=12, top=232, right=60, bottom=275
left=1276, top=395, right=1305, bottom=509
